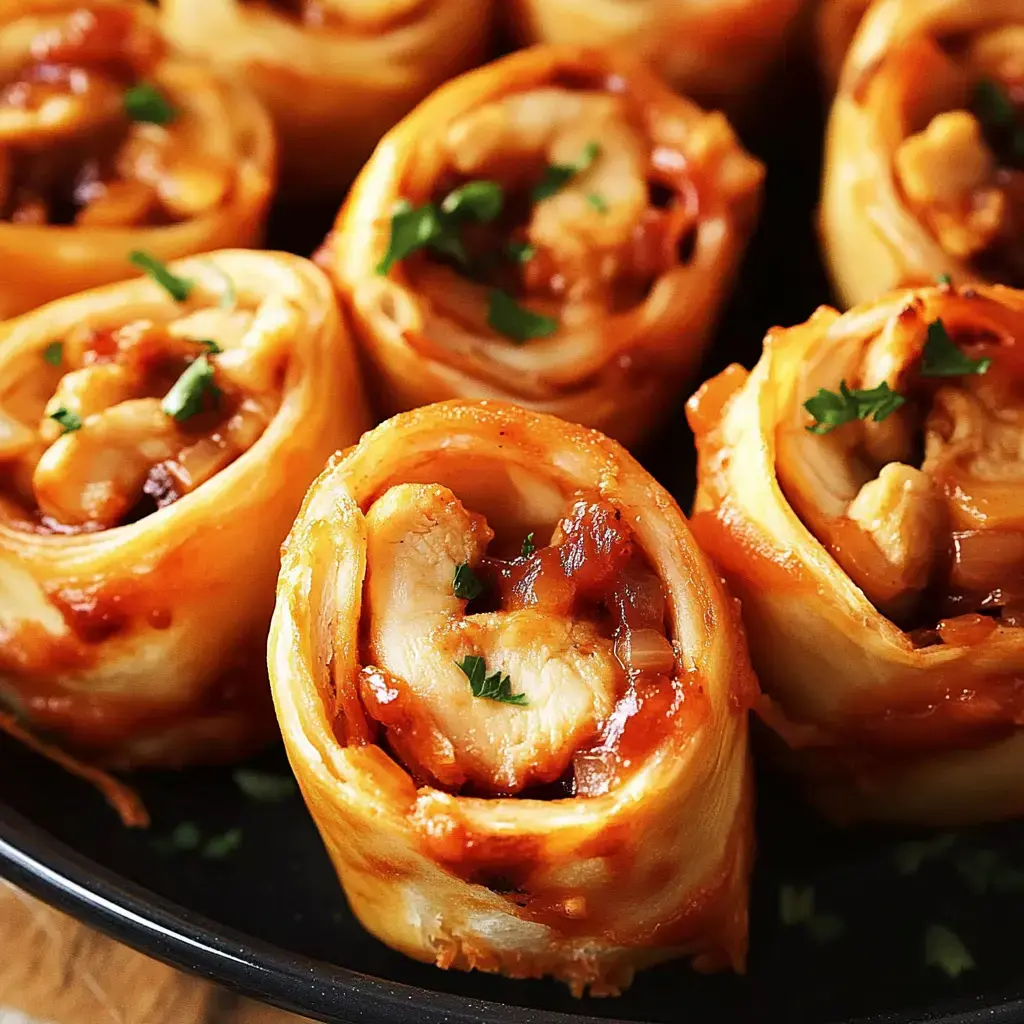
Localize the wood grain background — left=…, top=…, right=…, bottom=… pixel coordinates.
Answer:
left=0, top=883, right=314, bottom=1024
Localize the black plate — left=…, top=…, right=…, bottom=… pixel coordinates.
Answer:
left=2, top=50, right=1024, bottom=1024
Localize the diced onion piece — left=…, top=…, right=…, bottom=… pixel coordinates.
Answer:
left=615, top=627, right=676, bottom=675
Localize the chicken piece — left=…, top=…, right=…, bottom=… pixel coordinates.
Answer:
left=39, top=365, right=134, bottom=445
left=361, top=483, right=620, bottom=794
left=32, top=398, right=178, bottom=527
left=845, top=463, right=946, bottom=615
left=895, top=111, right=996, bottom=205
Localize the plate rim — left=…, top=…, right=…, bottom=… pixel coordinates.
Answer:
left=2, top=801, right=1024, bottom=1024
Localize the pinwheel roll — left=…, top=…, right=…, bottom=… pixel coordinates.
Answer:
left=0, top=250, right=369, bottom=767
left=324, top=46, right=764, bottom=448
left=0, top=0, right=275, bottom=321
left=269, top=401, right=756, bottom=993
left=160, top=0, right=492, bottom=196
left=689, top=283, right=1024, bottom=826
left=504, top=1, right=805, bottom=112
left=821, top=0, right=1024, bottom=307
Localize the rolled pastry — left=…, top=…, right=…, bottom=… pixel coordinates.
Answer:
left=161, top=0, right=492, bottom=195
left=323, top=46, right=764, bottom=448
left=821, top=0, right=1024, bottom=307
left=0, top=249, right=369, bottom=767
left=269, top=400, right=756, bottom=993
left=504, top=0, right=806, bottom=112
left=0, top=0, right=275, bottom=321
left=689, top=282, right=1024, bottom=825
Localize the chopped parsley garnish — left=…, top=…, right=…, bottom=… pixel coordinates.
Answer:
left=531, top=141, right=601, bottom=203
left=972, top=78, right=1024, bottom=164
left=487, top=289, right=558, bottom=343
left=123, top=82, right=176, bottom=125
left=233, top=769, right=297, bottom=803
left=377, top=182, right=504, bottom=275
left=778, top=885, right=845, bottom=943
left=162, top=354, right=218, bottom=422
left=505, top=240, right=536, bottom=265
left=520, top=531, right=536, bottom=557
left=925, top=924, right=974, bottom=978
left=893, top=832, right=956, bottom=875
left=197, top=339, right=222, bottom=354
left=153, top=821, right=201, bottom=854
left=50, top=408, right=82, bottom=434
left=129, top=250, right=192, bottom=302
left=920, top=318, right=991, bottom=377
left=804, top=381, right=905, bottom=434
left=936, top=273, right=952, bottom=286
left=202, top=827, right=243, bottom=859
left=457, top=654, right=528, bottom=706
left=586, top=193, right=609, bottom=213
left=452, top=562, right=484, bottom=601
left=43, top=341, right=63, bottom=366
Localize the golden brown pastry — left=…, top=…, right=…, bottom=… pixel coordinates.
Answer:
left=322, top=46, right=764, bottom=448
left=821, top=0, right=1024, bottom=307
left=269, top=400, right=756, bottom=994
left=0, top=249, right=369, bottom=770
left=0, top=0, right=275, bottom=320
left=689, top=283, right=1024, bottom=826
left=505, top=0, right=805, bottom=112
left=160, top=0, right=492, bottom=195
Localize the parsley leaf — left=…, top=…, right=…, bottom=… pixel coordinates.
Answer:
left=586, top=193, right=609, bottom=213
left=457, top=655, right=528, bottom=706
left=893, top=833, right=956, bottom=875
left=520, top=532, right=536, bottom=557
left=804, top=381, right=905, bottom=434
left=233, top=769, right=297, bottom=803
left=50, top=408, right=82, bottom=434
left=377, top=181, right=504, bottom=275
left=488, top=289, right=558, bottom=343
left=162, top=354, right=219, bottom=422
left=532, top=141, right=601, bottom=202
left=920, top=318, right=991, bottom=377
left=505, top=240, right=535, bottom=265
left=954, top=848, right=1024, bottom=895
left=779, top=884, right=815, bottom=925
left=129, top=250, right=192, bottom=302
left=925, top=924, right=974, bottom=978
left=453, top=562, right=485, bottom=601
left=197, top=339, right=222, bottom=354
left=972, top=79, right=1024, bottom=166
left=43, top=341, right=63, bottom=366
left=202, top=827, right=243, bottom=859
left=153, top=821, right=201, bottom=854
left=936, top=273, right=952, bottom=286
left=123, top=82, right=176, bottom=125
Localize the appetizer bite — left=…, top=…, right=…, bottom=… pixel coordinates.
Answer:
left=0, top=250, right=369, bottom=783
left=689, top=283, right=1024, bottom=826
left=821, top=0, right=1024, bottom=307
left=505, top=0, right=806, bottom=112
left=269, top=401, right=756, bottom=993
left=322, top=46, right=764, bottom=448
left=0, top=0, right=275, bottom=320
left=161, top=0, right=492, bottom=195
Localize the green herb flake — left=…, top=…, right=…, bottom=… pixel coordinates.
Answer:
left=233, top=769, right=297, bottom=803
left=954, top=848, right=1024, bottom=895
left=925, top=924, right=974, bottom=979
left=779, top=884, right=816, bottom=926
left=936, top=273, right=953, bottom=286
left=586, top=193, right=609, bottom=213
left=505, top=240, right=536, bottom=265
left=440, top=180, right=504, bottom=223
left=202, top=827, right=243, bottom=860
left=974, top=78, right=1017, bottom=129
left=520, top=532, right=536, bottom=557
left=49, top=408, right=82, bottom=434
left=531, top=141, right=601, bottom=203
left=453, top=562, right=485, bottom=601
left=43, top=341, right=63, bottom=366
left=129, top=250, right=192, bottom=302
left=457, top=654, right=528, bottom=706
left=487, top=289, right=558, bottom=343
left=153, top=821, right=202, bottom=854
left=893, top=832, right=957, bottom=875
left=804, top=381, right=905, bottom=434
left=123, top=82, right=176, bottom=125
left=162, top=354, right=219, bottom=423
left=197, top=339, right=223, bottom=354
left=377, top=203, right=442, bottom=275
left=920, top=318, right=991, bottom=378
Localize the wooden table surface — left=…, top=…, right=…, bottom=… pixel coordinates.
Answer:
left=0, top=883, right=315, bottom=1024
